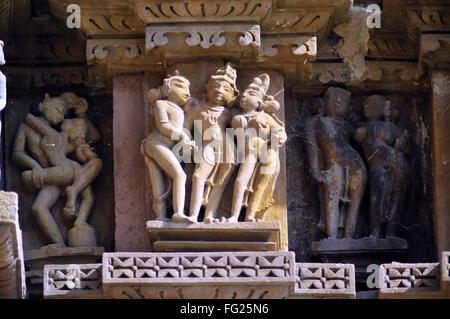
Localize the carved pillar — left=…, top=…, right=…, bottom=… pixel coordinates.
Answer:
left=431, top=70, right=450, bottom=256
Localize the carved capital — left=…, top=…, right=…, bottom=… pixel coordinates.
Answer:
left=417, top=33, right=450, bottom=78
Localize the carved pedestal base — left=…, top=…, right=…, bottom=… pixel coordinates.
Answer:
left=68, top=225, right=98, bottom=247
left=24, top=245, right=104, bottom=297
left=146, top=221, right=281, bottom=252
left=311, top=237, right=408, bottom=295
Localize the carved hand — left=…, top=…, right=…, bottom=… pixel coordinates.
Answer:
left=312, top=170, right=329, bottom=184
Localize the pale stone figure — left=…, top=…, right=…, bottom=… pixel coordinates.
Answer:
left=305, top=87, right=367, bottom=239
left=228, top=74, right=287, bottom=222
left=141, top=74, right=197, bottom=223
left=12, top=93, right=102, bottom=247
left=355, top=95, right=410, bottom=238
left=184, top=64, right=239, bottom=223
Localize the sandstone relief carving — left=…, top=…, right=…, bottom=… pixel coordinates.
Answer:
left=355, top=95, right=410, bottom=238
left=305, top=87, right=367, bottom=239
left=141, top=73, right=197, bottom=223
left=143, top=68, right=286, bottom=226
left=12, top=93, right=103, bottom=248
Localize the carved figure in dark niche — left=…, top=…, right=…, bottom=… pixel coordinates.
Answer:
left=12, top=93, right=102, bottom=247
left=142, top=73, right=197, bottom=223
left=184, top=63, right=239, bottom=223
left=355, top=95, right=410, bottom=238
left=228, top=74, right=287, bottom=223
left=305, top=87, right=367, bottom=239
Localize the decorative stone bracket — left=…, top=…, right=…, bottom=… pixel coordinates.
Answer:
left=43, top=251, right=356, bottom=299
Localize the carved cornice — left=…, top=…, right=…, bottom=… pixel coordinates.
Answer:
left=132, top=0, right=272, bottom=24
left=260, top=35, right=316, bottom=61
left=368, top=34, right=418, bottom=59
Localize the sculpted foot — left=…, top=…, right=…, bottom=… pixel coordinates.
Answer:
left=63, top=206, right=76, bottom=220
left=187, top=216, right=199, bottom=223
left=171, top=213, right=194, bottom=223
left=156, top=216, right=171, bottom=222
left=227, top=216, right=239, bottom=223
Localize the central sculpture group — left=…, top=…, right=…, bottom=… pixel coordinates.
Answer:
left=141, top=64, right=287, bottom=224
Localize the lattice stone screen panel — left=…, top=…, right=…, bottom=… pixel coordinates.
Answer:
left=44, top=264, right=103, bottom=298
left=294, top=263, right=355, bottom=297
left=379, top=262, right=441, bottom=294
left=102, top=252, right=295, bottom=285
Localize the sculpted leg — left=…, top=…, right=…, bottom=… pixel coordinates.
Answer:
left=65, top=158, right=103, bottom=216
left=229, top=155, right=257, bottom=222
left=325, top=164, right=343, bottom=238
left=189, top=149, right=215, bottom=222
left=144, top=156, right=168, bottom=221
left=74, top=186, right=94, bottom=227
left=31, top=185, right=65, bottom=246
left=147, top=144, right=189, bottom=222
left=369, top=167, right=388, bottom=238
left=386, top=164, right=409, bottom=237
left=204, top=162, right=236, bottom=223
left=344, top=166, right=367, bottom=238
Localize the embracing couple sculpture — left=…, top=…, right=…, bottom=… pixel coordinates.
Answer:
left=141, top=64, right=287, bottom=224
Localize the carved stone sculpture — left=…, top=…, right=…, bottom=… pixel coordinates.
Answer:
left=141, top=73, right=197, bottom=223
left=0, top=40, right=6, bottom=187
left=228, top=74, right=287, bottom=223
left=12, top=93, right=103, bottom=247
left=184, top=64, right=239, bottom=223
left=305, top=87, right=367, bottom=239
left=355, top=95, right=410, bottom=238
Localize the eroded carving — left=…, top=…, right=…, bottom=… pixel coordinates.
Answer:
left=305, top=87, right=367, bottom=239
left=12, top=93, right=103, bottom=248
left=355, top=95, right=410, bottom=238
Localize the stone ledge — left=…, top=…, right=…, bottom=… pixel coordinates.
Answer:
left=147, top=221, right=282, bottom=252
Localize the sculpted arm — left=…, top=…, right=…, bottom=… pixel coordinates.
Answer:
left=24, top=114, right=56, bottom=137
left=0, top=71, right=6, bottom=111
left=153, top=100, right=184, bottom=140
left=11, top=124, right=41, bottom=169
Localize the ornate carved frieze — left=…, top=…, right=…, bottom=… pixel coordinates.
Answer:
left=34, top=66, right=87, bottom=87
left=42, top=251, right=357, bottom=299
left=260, top=35, right=316, bottom=59
left=133, top=0, right=272, bottom=24
left=379, top=262, right=441, bottom=296
left=0, top=191, right=26, bottom=299
left=87, top=39, right=145, bottom=61
left=44, top=264, right=103, bottom=298
left=146, top=23, right=260, bottom=51
left=368, top=34, right=418, bottom=59
left=294, top=263, right=355, bottom=298
left=406, top=6, right=450, bottom=43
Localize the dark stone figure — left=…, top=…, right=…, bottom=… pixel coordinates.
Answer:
left=305, top=87, right=367, bottom=239
left=355, top=95, right=410, bottom=238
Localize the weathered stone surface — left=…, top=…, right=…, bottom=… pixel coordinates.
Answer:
left=0, top=191, right=26, bottom=299
left=431, top=71, right=450, bottom=257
